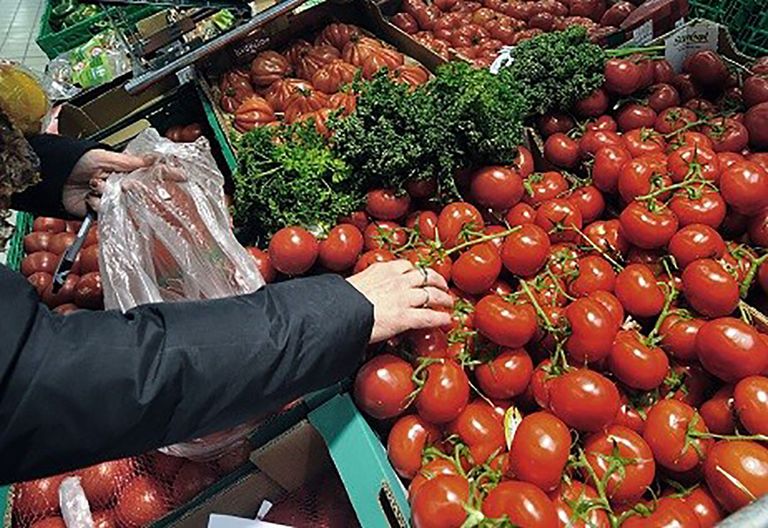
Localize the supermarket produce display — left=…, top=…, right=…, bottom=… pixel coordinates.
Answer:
left=5, top=0, right=768, bottom=526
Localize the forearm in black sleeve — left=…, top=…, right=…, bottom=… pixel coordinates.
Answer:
left=0, top=265, right=373, bottom=483
left=11, top=134, right=101, bottom=217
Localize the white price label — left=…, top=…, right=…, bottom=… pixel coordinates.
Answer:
left=176, top=66, right=196, bottom=85
left=664, top=20, right=719, bottom=72
left=631, top=20, right=654, bottom=46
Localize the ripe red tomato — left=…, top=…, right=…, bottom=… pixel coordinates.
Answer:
left=678, top=486, right=724, bottom=528
left=114, top=476, right=169, bottom=528
left=669, top=186, right=727, bottom=228
left=451, top=243, right=501, bottom=294
left=618, top=155, right=671, bottom=203
left=508, top=411, right=570, bottom=492
left=590, top=290, right=624, bottom=326
left=318, top=223, right=364, bottom=272
left=568, top=185, right=605, bottom=224
left=353, top=249, right=395, bottom=273
left=21, top=251, right=58, bottom=277
left=535, top=199, right=583, bottom=243
left=668, top=145, right=720, bottom=183
left=702, top=117, right=749, bottom=153
left=648, top=83, right=681, bottom=113
left=617, top=103, right=657, bottom=131
left=614, top=263, right=665, bottom=318
left=564, top=296, right=618, bottom=363
left=523, top=171, right=568, bottom=207
left=80, top=459, right=136, bottom=507
left=408, top=457, right=459, bottom=499
left=366, top=189, right=411, bottom=220
left=604, top=58, right=641, bottom=95
left=171, top=462, right=217, bottom=505
left=621, top=497, right=700, bottom=528
left=660, top=314, right=704, bottom=363
left=568, top=255, right=616, bottom=297
left=544, top=133, right=580, bottom=168
left=247, top=247, right=276, bottom=283
left=415, top=359, right=469, bottom=424
left=410, top=474, right=469, bottom=528
left=469, top=166, right=524, bottom=210
left=622, top=128, right=667, bottom=157
left=31, top=518, right=66, bottom=528
left=24, top=231, right=52, bottom=253
left=700, top=385, right=736, bottom=435
left=644, top=399, right=710, bottom=472
left=481, top=480, right=558, bottom=527
left=405, top=248, right=452, bottom=282
left=387, top=415, right=440, bottom=479
left=584, top=425, right=655, bottom=504
left=363, top=221, right=407, bottom=251
left=575, top=88, right=610, bottom=117
left=33, top=217, right=66, bottom=233
left=74, top=272, right=103, bottom=310
left=538, top=112, right=575, bottom=137
left=579, top=130, right=623, bottom=156
left=475, top=348, right=533, bottom=399
left=583, top=219, right=629, bottom=256
left=696, top=318, right=768, bottom=382
left=619, top=201, right=679, bottom=249
left=353, top=354, right=415, bottom=419
left=548, top=369, right=620, bottom=432
left=474, top=295, right=537, bottom=348
left=704, top=440, right=768, bottom=513
left=14, top=476, right=65, bottom=518
left=499, top=224, right=550, bottom=277
left=655, top=107, right=698, bottom=135
left=268, top=226, right=318, bottom=275
left=449, top=401, right=505, bottom=464
left=505, top=203, right=536, bottom=226
left=733, top=375, right=768, bottom=435
left=609, top=330, right=669, bottom=390
left=669, top=223, right=726, bottom=268
left=551, top=480, right=610, bottom=528
left=682, top=258, right=739, bottom=318
left=437, top=202, right=484, bottom=248
left=748, top=208, right=768, bottom=246
left=719, top=161, right=768, bottom=215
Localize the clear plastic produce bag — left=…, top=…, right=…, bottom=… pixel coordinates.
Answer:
left=99, top=128, right=265, bottom=459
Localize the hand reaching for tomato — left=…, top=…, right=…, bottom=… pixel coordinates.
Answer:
left=347, top=260, right=453, bottom=343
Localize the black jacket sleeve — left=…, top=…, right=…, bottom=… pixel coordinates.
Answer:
left=11, top=134, right=101, bottom=217
left=0, top=265, right=373, bottom=484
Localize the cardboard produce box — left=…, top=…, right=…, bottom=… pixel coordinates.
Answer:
left=163, top=394, right=409, bottom=528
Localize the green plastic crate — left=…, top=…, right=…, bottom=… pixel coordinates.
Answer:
left=4, top=212, right=33, bottom=273
left=36, top=1, right=161, bottom=59
left=689, top=0, right=767, bottom=56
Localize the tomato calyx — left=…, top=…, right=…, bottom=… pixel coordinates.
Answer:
left=567, top=449, right=618, bottom=524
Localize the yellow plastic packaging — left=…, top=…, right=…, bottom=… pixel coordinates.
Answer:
left=0, top=61, right=51, bottom=136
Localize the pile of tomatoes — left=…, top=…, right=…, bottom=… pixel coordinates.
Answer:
left=21, top=217, right=104, bottom=313
left=12, top=444, right=251, bottom=528
left=215, top=22, right=430, bottom=136
left=391, top=0, right=642, bottom=67
left=240, top=48, right=768, bottom=527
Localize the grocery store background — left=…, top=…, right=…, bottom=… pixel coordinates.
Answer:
left=0, top=0, right=47, bottom=264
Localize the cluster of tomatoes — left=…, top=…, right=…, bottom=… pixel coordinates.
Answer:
left=241, top=49, right=768, bottom=526
left=20, top=217, right=104, bottom=313
left=13, top=445, right=251, bottom=528
left=215, top=22, right=429, bottom=136
left=391, top=0, right=640, bottom=67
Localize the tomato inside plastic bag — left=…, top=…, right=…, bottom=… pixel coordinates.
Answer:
left=98, top=128, right=265, bottom=460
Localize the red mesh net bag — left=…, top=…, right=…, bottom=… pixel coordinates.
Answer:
left=264, top=471, right=361, bottom=528
left=11, top=441, right=252, bottom=528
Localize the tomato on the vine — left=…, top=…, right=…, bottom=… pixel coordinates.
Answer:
left=410, top=474, right=469, bottom=528
left=474, top=295, right=537, bottom=348
left=548, top=369, right=620, bottom=432
left=643, top=399, right=710, bottom=473
left=353, top=354, right=415, bottom=419
left=481, top=480, right=558, bottom=527
left=508, top=411, right=571, bottom=492
left=500, top=224, right=550, bottom=277
left=415, top=359, right=470, bottom=424
left=475, top=348, right=533, bottom=399
left=387, top=415, right=441, bottom=479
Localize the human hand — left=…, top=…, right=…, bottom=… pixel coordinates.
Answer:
left=63, top=149, right=151, bottom=217
left=347, top=260, right=453, bottom=344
